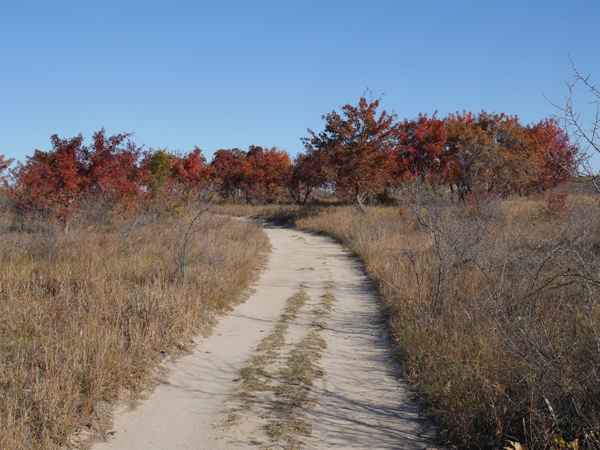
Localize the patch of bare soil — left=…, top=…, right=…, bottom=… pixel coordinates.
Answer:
left=89, top=223, right=433, bottom=449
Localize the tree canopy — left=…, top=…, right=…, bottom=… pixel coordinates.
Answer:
left=2, top=95, right=579, bottom=223
left=301, top=94, right=397, bottom=210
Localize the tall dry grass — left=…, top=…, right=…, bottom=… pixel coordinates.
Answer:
left=239, top=191, right=600, bottom=449
left=0, top=200, right=268, bottom=449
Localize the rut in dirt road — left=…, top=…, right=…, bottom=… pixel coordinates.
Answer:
left=90, top=223, right=432, bottom=450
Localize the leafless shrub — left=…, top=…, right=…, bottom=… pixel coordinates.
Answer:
left=549, top=56, right=600, bottom=193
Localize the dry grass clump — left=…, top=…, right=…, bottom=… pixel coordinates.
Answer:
left=233, top=286, right=331, bottom=449
left=0, top=201, right=268, bottom=449
left=248, top=190, right=600, bottom=448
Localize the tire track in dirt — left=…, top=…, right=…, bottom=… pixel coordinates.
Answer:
left=90, top=223, right=432, bottom=449
left=228, top=284, right=333, bottom=449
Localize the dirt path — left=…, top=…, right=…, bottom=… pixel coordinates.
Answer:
left=91, top=223, right=432, bottom=449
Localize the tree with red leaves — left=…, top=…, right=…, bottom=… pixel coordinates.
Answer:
left=86, top=128, right=144, bottom=209
left=211, top=148, right=249, bottom=201
left=394, top=113, right=448, bottom=182
left=170, top=147, right=214, bottom=198
left=13, top=130, right=144, bottom=221
left=527, top=118, right=578, bottom=190
left=288, top=151, right=327, bottom=204
left=244, top=146, right=291, bottom=203
left=301, top=93, right=397, bottom=212
left=13, top=134, right=88, bottom=221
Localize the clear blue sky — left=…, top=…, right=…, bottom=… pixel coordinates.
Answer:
left=2, top=0, right=599, bottom=164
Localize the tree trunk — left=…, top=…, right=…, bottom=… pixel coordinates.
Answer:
left=356, top=188, right=367, bottom=215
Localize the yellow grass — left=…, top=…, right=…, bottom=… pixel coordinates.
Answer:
left=0, top=202, right=269, bottom=449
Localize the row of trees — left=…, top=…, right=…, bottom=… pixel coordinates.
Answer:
left=299, top=95, right=577, bottom=209
left=0, top=131, right=294, bottom=222
left=0, top=95, right=577, bottom=222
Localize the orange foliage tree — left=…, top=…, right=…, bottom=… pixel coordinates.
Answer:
left=475, top=111, right=542, bottom=194
left=301, top=93, right=397, bottom=211
left=443, top=111, right=565, bottom=197
left=244, top=146, right=292, bottom=203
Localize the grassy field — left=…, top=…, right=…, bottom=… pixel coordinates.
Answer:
left=3, top=189, right=599, bottom=449
left=223, top=189, right=600, bottom=449
left=0, top=202, right=269, bottom=449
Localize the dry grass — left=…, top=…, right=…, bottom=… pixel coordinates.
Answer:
left=0, top=201, right=269, bottom=449
left=233, top=286, right=332, bottom=449
left=235, top=190, right=600, bottom=449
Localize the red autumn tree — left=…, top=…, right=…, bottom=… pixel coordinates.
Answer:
left=244, top=146, right=292, bottom=203
left=86, top=128, right=144, bottom=209
left=170, top=147, right=214, bottom=198
left=13, top=134, right=88, bottom=221
left=394, top=113, right=448, bottom=182
left=301, top=93, right=397, bottom=211
left=527, top=118, right=578, bottom=190
left=211, top=148, right=249, bottom=201
left=288, top=151, right=328, bottom=204
left=13, top=130, right=144, bottom=221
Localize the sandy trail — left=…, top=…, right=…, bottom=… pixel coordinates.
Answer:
left=91, top=223, right=431, bottom=449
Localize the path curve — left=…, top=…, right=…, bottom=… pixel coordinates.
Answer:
left=91, top=223, right=432, bottom=449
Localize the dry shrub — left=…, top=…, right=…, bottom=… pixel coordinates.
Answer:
left=545, top=191, right=570, bottom=214
left=260, top=191, right=600, bottom=449
left=0, top=200, right=269, bottom=449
